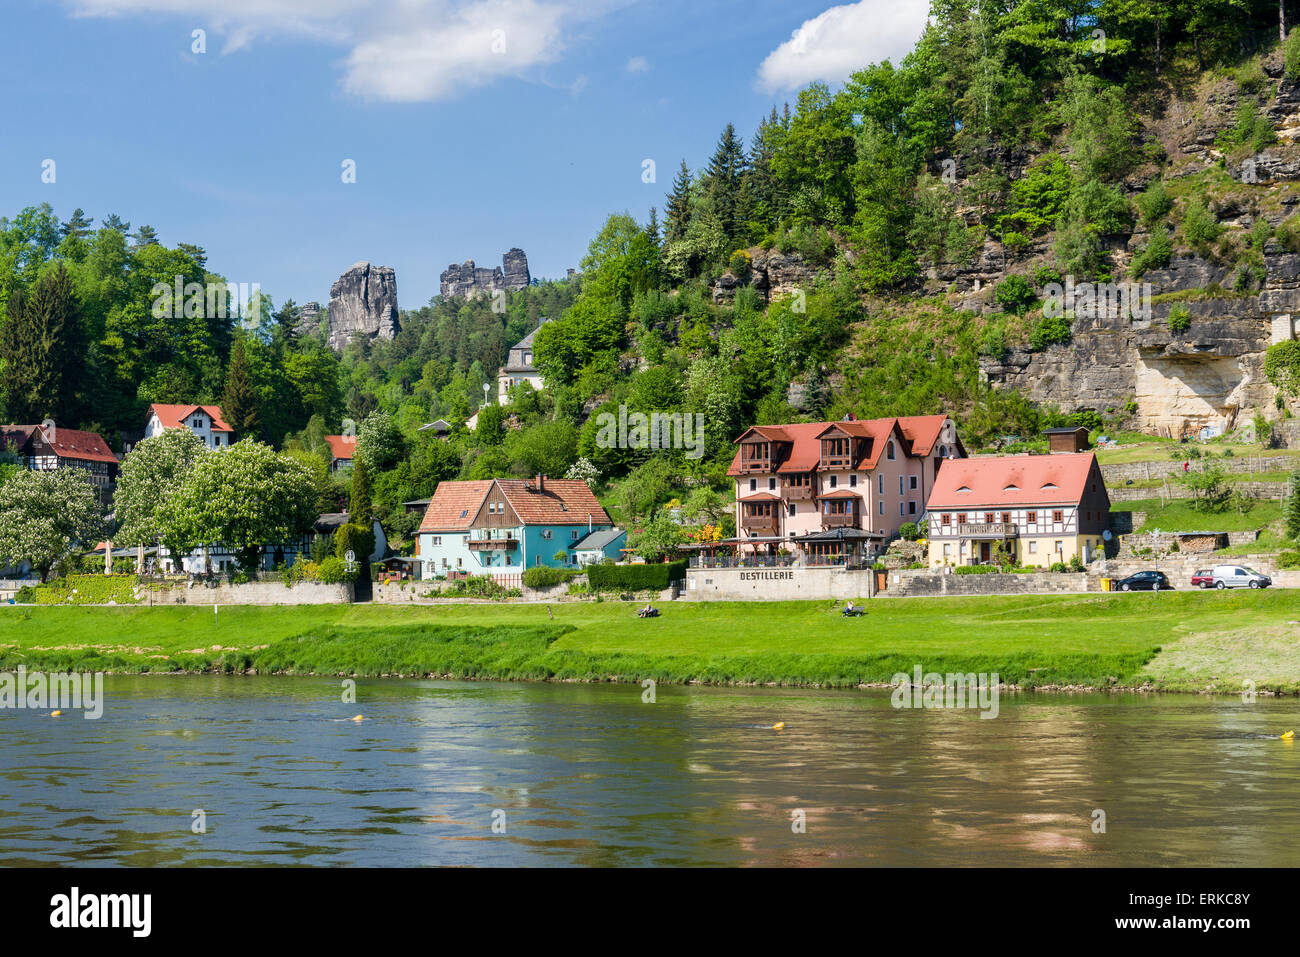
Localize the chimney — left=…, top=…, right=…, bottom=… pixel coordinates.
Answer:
left=536, top=473, right=545, bottom=492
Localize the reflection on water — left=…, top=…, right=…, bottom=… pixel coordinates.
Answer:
left=0, top=676, right=1297, bottom=866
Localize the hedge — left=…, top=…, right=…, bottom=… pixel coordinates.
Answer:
left=586, top=560, right=687, bottom=592
left=335, top=523, right=376, bottom=564
left=522, top=566, right=582, bottom=589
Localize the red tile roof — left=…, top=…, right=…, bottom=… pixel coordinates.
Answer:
left=418, top=478, right=612, bottom=532
left=495, top=478, right=612, bottom=526
left=148, top=403, right=232, bottom=433
left=325, top=435, right=357, bottom=460
left=728, top=415, right=958, bottom=476
left=1, top=425, right=118, bottom=464
left=419, top=480, right=494, bottom=532
left=926, top=452, right=1105, bottom=509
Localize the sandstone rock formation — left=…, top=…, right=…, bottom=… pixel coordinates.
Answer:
left=979, top=251, right=1300, bottom=436
left=440, top=248, right=531, bottom=299
left=711, top=249, right=821, bottom=304
left=327, top=262, right=399, bottom=351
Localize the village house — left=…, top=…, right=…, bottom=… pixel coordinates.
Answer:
left=720, top=414, right=964, bottom=566
left=0, top=424, right=119, bottom=488
left=154, top=513, right=387, bottom=575
left=144, top=403, right=233, bottom=449
left=416, top=475, right=621, bottom=579
left=325, top=434, right=357, bottom=472
left=496, top=319, right=548, bottom=404
left=925, top=449, right=1110, bottom=568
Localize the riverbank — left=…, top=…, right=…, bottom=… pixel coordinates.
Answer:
left=2, top=592, right=1299, bottom=692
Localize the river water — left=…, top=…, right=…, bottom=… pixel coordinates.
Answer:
left=1, top=676, right=1297, bottom=866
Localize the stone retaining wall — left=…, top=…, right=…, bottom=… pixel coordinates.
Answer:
left=145, top=581, right=353, bottom=605
left=1107, top=480, right=1287, bottom=502
left=684, top=566, right=876, bottom=601
left=884, top=570, right=1090, bottom=597
left=1100, top=454, right=1296, bottom=484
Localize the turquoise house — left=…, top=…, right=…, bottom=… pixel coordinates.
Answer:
left=416, top=476, right=621, bottom=579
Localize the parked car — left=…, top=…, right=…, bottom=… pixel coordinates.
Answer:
left=1210, top=564, right=1272, bottom=589
left=1191, top=569, right=1214, bottom=588
left=1114, top=570, right=1173, bottom=591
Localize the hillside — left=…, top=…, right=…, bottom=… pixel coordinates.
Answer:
left=9, top=3, right=1300, bottom=557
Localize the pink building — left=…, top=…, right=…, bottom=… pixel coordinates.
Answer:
left=723, top=414, right=965, bottom=565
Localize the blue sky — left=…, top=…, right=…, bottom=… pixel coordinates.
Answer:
left=0, top=0, right=930, bottom=309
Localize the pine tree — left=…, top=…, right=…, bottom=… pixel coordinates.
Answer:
left=0, top=263, right=84, bottom=423
left=704, top=123, right=747, bottom=243
left=59, top=208, right=94, bottom=241
left=664, top=160, right=693, bottom=243
left=101, top=213, right=130, bottom=234
left=130, top=224, right=158, bottom=248
left=349, top=457, right=372, bottom=524
left=221, top=339, right=259, bottom=439
left=1286, top=468, right=1300, bottom=540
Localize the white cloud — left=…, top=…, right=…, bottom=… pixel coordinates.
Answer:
left=59, top=0, right=580, bottom=100
left=756, top=0, right=930, bottom=93
left=625, top=55, right=648, bottom=73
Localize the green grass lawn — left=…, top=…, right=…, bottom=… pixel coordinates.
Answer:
left=1093, top=432, right=1282, bottom=466
left=1114, top=497, right=1282, bottom=533
left=3, top=591, right=1300, bottom=691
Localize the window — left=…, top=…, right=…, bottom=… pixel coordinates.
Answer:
left=984, top=513, right=995, bottom=524
left=957, top=513, right=967, bottom=525
left=571, top=530, right=580, bottom=540
left=788, top=503, right=796, bottom=517
left=941, top=513, right=951, bottom=526
left=1001, top=513, right=1011, bottom=524
left=1027, top=511, right=1037, bottom=525
left=899, top=476, right=904, bottom=495
left=849, top=474, right=857, bottom=487
left=1052, top=510, right=1063, bottom=524
left=1028, top=542, right=1037, bottom=554
left=908, top=501, right=917, bottom=515
left=909, top=476, right=918, bottom=490
left=432, top=536, right=441, bottom=546
left=899, top=502, right=905, bottom=516
left=829, top=475, right=838, bottom=489
left=541, top=529, right=553, bottom=539
left=878, top=501, right=884, bottom=515
left=749, top=479, right=757, bottom=491
left=878, top=474, right=884, bottom=494
left=506, top=556, right=513, bottom=565
left=769, top=478, right=776, bottom=490
left=1054, top=541, right=1063, bottom=553
left=460, top=509, right=469, bottom=518
left=943, top=543, right=951, bottom=556
left=887, top=441, right=896, bottom=460
left=457, top=558, right=463, bottom=567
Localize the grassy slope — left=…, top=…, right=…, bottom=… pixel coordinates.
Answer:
left=3, top=591, right=1300, bottom=691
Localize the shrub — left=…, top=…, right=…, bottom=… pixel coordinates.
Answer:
left=1168, top=304, right=1191, bottom=333
left=1049, top=561, right=1069, bottom=572
left=586, top=560, right=688, bottom=592
left=1130, top=225, right=1172, bottom=277
left=728, top=249, right=752, bottom=281
left=994, top=275, right=1037, bottom=315
left=1181, top=198, right=1222, bottom=253
left=898, top=522, right=919, bottom=541
left=312, top=557, right=355, bottom=584
left=1030, top=313, right=1073, bottom=350
left=1287, top=28, right=1300, bottom=81
left=522, top=566, right=580, bottom=589
left=1134, top=179, right=1172, bottom=226
left=335, top=522, right=376, bottom=564
left=1277, top=550, right=1300, bottom=570
left=954, top=564, right=999, bottom=574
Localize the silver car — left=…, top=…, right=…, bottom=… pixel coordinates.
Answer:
left=1211, top=565, right=1272, bottom=589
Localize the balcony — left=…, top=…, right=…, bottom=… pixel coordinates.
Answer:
left=740, top=514, right=779, bottom=534
left=781, top=482, right=814, bottom=500
left=820, top=511, right=861, bottom=530
left=956, top=522, right=1018, bottom=539
left=467, top=538, right=519, bottom=551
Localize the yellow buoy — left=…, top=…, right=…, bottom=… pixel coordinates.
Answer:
left=772, top=722, right=785, bottom=730
left=351, top=715, right=364, bottom=722
left=1282, top=730, right=1294, bottom=740
left=50, top=710, right=62, bottom=717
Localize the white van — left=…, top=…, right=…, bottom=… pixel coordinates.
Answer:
left=1211, top=565, right=1272, bottom=589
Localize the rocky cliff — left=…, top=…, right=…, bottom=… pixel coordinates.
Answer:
left=327, top=262, right=400, bottom=352
left=440, top=248, right=531, bottom=299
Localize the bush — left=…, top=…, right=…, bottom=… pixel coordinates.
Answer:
left=728, top=249, right=752, bottom=281
left=954, top=564, right=999, bottom=574
left=1049, top=561, right=1069, bottom=572
left=898, top=522, right=919, bottom=541
left=522, top=566, right=581, bottom=589
left=23, top=574, right=138, bottom=605
left=335, top=522, right=376, bottom=564
left=1130, top=225, right=1172, bottom=277
left=1168, top=304, right=1191, bottom=333
left=586, top=560, right=688, bottom=592
left=1030, top=313, right=1073, bottom=351
left=1134, top=179, right=1172, bottom=226
left=1277, top=550, right=1300, bottom=570
left=1181, top=198, right=1222, bottom=253
left=1287, top=28, right=1300, bottom=81
left=312, top=557, right=355, bottom=584
left=994, top=275, right=1037, bottom=315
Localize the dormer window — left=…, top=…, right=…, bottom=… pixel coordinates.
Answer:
left=1003, top=484, right=1019, bottom=491
left=1042, top=482, right=1059, bottom=490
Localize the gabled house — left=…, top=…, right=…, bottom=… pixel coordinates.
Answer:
left=925, top=451, right=1110, bottom=568
left=0, top=424, right=119, bottom=488
left=726, top=414, right=964, bottom=564
left=324, top=434, right=357, bottom=472
left=416, top=475, right=618, bottom=578
left=145, top=403, right=233, bottom=449
left=496, top=319, right=549, bottom=403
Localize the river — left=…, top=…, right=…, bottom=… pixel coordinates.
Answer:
left=1, top=677, right=1298, bottom=866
